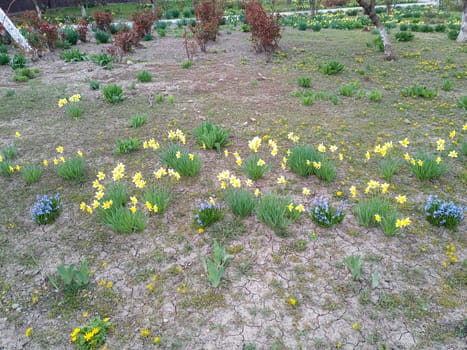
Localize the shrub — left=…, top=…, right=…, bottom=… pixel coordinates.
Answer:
left=160, top=144, right=202, bottom=177
left=94, top=29, right=110, bottom=44
left=70, top=316, right=111, bottom=348
left=132, top=10, right=159, bottom=38
left=11, top=54, right=26, bottom=69
left=77, top=19, right=89, bottom=42
left=193, top=120, right=230, bottom=151
left=137, top=70, right=152, bottom=82
left=31, top=193, right=61, bottom=225
left=93, top=11, right=113, bottom=31
left=63, top=26, right=79, bottom=45
left=225, top=188, right=255, bottom=218
left=399, top=23, right=409, bottom=31
left=103, top=84, right=124, bottom=103
left=245, top=1, right=281, bottom=54
left=114, top=30, right=140, bottom=52
left=408, top=153, right=448, bottom=180
left=128, top=114, right=148, bottom=128
left=434, top=24, right=446, bottom=33
left=115, top=138, right=140, bottom=154
left=190, top=0, right=224, bottom=52
left=0, top=53, right=9, bottom=65
left=310, top=22, right=322, bottom=32
left=21, top=163, right=42, bottom=184
left=60, top=49, right=88, bottom=62
left=425, top=195, right=465, bottom=229
left=319, top=60, right=344, bottom=75
left=309, top=197, right=345, bottom=228
left=56, top=157, right=86, bottom=180
left=143, top=187, right=171, bottom=215
left=297, top=76, right=311, bottom=88
left=400, top=84, right=437, bottom=99
left=40, top=23, right=58, bottom=49
left=243, top=154, right=272, bottom=180
left=0, top=44, right=8, bottom=54
left=395, top=31, right=414, bottom=42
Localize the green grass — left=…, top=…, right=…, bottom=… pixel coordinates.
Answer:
left=56, top=157, right=86, bottom=181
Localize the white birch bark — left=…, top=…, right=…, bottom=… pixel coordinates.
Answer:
left=457, top=0, right=467, bottom=42
left=0, top=7, right=34, bottom=52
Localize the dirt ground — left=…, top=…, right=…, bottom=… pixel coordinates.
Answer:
left=0, top=26, right=466, bottom=350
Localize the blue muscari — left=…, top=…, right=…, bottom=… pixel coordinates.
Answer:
left=309, top=197, right=344, bottom=226
left=31, top=193, right=61, bottom=222
left=195, top=199, right=222, bottom=226
left=425, top=195, right=465, bottom=227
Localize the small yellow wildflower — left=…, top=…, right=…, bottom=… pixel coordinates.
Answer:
left=374, top=214, right=382, bottom=222
left=15, top=131, right=21, bottom=138
left=435, top=157, right=442, bottom=164
left=140, top=329, right=151, bottom=336
left=287, top=203, right=294, bottom=211
left=317, top=143, right=326, bottom=152
left=189, top=153, right=194, bottom=160
left=329, top=145, right=338, bottom=152
left=295, top=204, right=305, bottom=212
left=302, top=187, right=311, bottom=196
left=395, top=195, right=407, bottom=204
left=130, top=206, right=137, bottom=213
left=398, top=138, right=409, bottom=147
left=417, top=159, right=424, bottom=166
left=254, top=189, right=261, bottom=197
left=449, top=130, right=456, bottom=139
left=198, top=228, right=205, bottom=234
left=224, top=149, right=229, bottom=157
left=277, top=176, right=287, bottom=185
left=146, top=283, right=154, bottom=292
left=352, top=322, right=361, bottom=330
left=97, top=171, right=105, bottom=180
left=365, top=151, right=371, bottom=160
left=154, top=336, right=160, bottom=344
left=288, top=297, right=296, bottom=306
left=25, top=327, right=32, bottom=337
left=256, top=158, right=265, bottom=167
left=245, top=179, right=253, bottom=187
left=106, top=281, right=113, bottom=289
left=448, top=150, right=457, bottom=158
left=349, top=185, right=357, bottom=199
left=56, top=146, right=64, bottom=153
left=77, top=150, right=83, bottom=157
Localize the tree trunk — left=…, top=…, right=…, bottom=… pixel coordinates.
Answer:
left=31, top=0, right=42, bottom=19
left=357, top=0, right=396, bottom=60
left=78, top=1, right=87, bottom=17
left=457, top=0, right=467, bottom=42
left=0, top=7, right=35, bottom=53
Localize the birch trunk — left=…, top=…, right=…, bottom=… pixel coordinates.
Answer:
left=457, top=0, right=467, bottom=42
left=0, top=7, right=34, bottom=53
left=357, top=0, right=396, bottom=60
left=31, top=0, right=42, bottom=19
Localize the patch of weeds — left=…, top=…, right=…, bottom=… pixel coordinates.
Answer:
left=103, top=84, right=124, bottom=103
left=70, top=316, right=111, bottom=349
left=408, top=153, right=447, bottom=180
left=21, top=163, right=42, bottom=184
left=90, top=53, right=113, bottom=68
left=179, top=291, right=226, bottom=310
left=65, top=104, right=83, bottom=118
left=160, top=143, right=201, bottom=177
left=115, top=138, right=141, bottom=154
left=344, top=255, right=362, bottom=281
left=60, top=49, right=87, bottom=62
left=63, top=26, right=78, bottom=45
left=400, top=84, right=437, bottom=98
left=458, top=96, right=467, bottom=110
left=201, top=241, right=233, bottom=288
left=297, top=76, right=311, bottom=88
left=137, top=70, right=152, bottom=83
left=6, top=89, right=15, bottom=97
left=225, top=188, right=255, bottom=218
left=208, top=219, right=246, bottom=244
left=12, top=68, right=36, bottom=82
left=11, top=54, right=26, bottom=69
left=243, top=154, right=272, bottom=180
left=181, top=60, right=193, bottom=69
left=319, top=60, right=344, bottom=75
left=99, top=205, right=146, bottom=233
left=367, top=89, right=382, bottom=102
left=56, top=157, right=86, bottom=181
left=339, top=81, right=359, bottom=97
left=395, top=31, right=414, bottom=41
left=194, top=120, right=230, bottom=151
left=154, top=93, right=164, bottom=103
left=167, top=95, right=174, bottom=104
left=0, top=53, right=10, bottom=65
left=441, top=79, right=453, bottom=91
left=89, top=81, right=100, bottom=90
left=128, top=114, right=148, bottom=128
left=48, top=259, right=89, bottom=296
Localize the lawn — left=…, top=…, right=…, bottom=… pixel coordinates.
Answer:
left=0, top=5, right=466, bottom=350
